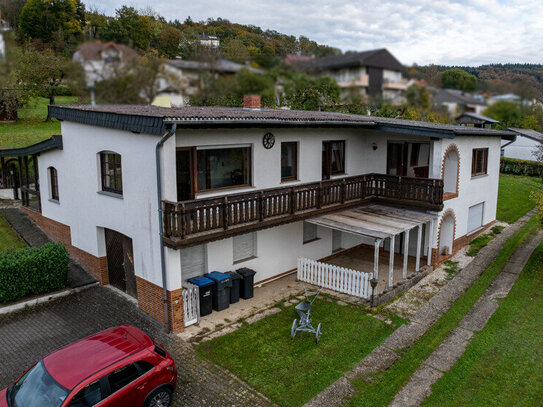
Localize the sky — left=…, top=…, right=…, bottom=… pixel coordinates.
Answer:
left=90, top=0, right=543, bottom=66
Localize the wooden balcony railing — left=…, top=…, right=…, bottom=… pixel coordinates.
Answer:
left=162, top=173, right=444, bottom=248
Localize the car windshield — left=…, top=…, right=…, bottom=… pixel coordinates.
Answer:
left=11, top=361, right=68, bottom=407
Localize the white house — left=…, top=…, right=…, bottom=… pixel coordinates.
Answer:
left=433, top=89, right=487, bottom=117
left=197, top=34, right=220, bottom=48
left=14, top=98, right=514, bottom=333
left=502, top=128, right=543, bottom=161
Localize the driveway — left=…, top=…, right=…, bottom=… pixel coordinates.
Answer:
left=0, top=286, right=270, bottom=407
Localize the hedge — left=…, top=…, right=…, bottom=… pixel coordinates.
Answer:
left=0, top=242, right=69, bottom=303
left=500, top=157, right=543, bottom=177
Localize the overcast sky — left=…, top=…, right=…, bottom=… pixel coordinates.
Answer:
left=89, top=0, right=543, bottom=66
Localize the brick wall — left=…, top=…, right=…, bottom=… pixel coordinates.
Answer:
left=21, top=207, right=108, bottom=284
left=136, top=277, right=184, bottom=333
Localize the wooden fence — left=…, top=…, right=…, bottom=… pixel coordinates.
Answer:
left=182, top=282, right=199, bottom=327
left=297, top=257, right=372, bottom=299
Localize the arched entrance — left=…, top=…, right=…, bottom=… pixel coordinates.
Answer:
left=442, top=145, right=459, bottom=196
left=438, top=211, right=455, bottom=256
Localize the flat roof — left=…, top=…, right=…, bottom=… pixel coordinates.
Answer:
left=49, top=105, right=517, bottom=139
left=0, top=135, right=62, bottom=157
left=307, top=204, right=437, bottom=240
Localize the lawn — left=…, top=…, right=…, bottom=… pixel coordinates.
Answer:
left=196, top=299, right=398, bottom=407
left=0, top=96, right=81, bottom=149
left=344, top=217, right=539, bottom=407
left=423, top=241, right=543, bottom=406
left=0, top=215, right=26, bottom=251
left=497, top=174, right=541, bottom=223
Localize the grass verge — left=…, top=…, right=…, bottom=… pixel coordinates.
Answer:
left=423, top=239, right=543, bottom=406
left=345, top=217, right=539, bottom=407
left=466, top=225, right=504, bottom=257
left=0, top=215, right=26, bottom=251
left=497, top=174, right=540, bottom=223
left=196, top=298, right=399, bottom=407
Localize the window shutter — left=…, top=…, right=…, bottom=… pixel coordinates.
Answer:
left=233, top=232, right=256, bottom=262
left=303, top=222, right=317, bottom=243
left=468, top=202, right=484, bottom=233
left=181, top=244, right=207, bottom=280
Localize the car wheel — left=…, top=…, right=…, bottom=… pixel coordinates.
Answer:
left=145, top=387, right=173, bottom=407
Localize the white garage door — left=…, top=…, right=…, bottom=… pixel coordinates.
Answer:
left=233, top=232, right=256, bottom=263
left=468, top=202, right=484, bottom=233
left=181, top=244, right=207, bottom=280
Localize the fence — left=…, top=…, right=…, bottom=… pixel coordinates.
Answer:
left=297, top=257, right=372, bottom=299
left=182, top=282, right=199, bottom=327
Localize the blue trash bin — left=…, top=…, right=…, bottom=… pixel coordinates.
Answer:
left=204, top=272, right=232, bottom=311
left=188, top=276, right=214, bottom=316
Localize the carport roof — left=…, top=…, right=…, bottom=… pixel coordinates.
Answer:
left=307, top=204, right=437, bottom=240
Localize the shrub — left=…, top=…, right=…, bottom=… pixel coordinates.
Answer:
left=500, top=157, right=543, bottom=177
left=0, top=242, right=69, bottom=303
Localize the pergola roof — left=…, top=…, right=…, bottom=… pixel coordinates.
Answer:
left=307, top=204, right=437, bottom=240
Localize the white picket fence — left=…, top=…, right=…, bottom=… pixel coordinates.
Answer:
left=182, top=282, right=200, bottom=327
left=297, top=257, right=372, bottom=299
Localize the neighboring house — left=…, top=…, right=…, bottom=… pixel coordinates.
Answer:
left=73, top=41, right=138, bottom=86
left=486, top=93, right=521, bottom=106
left=297, top=48, right=408, bottom=103
left=12, top=98, right=514, bottom=333
left=198, top=34, right=220, bottom=48
left=284, top=54, right=312, bottom=66
left=155, top=59, right=264, bottom=107
left=502, top=128, right=543, bottom=160
left=432, top=89, right=487, bottom=117
left=455, top=112, right=499, bottom=129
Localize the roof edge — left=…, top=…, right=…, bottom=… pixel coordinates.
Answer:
left=0, top=135, right=63, bottom=157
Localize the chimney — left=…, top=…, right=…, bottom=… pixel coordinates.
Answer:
left=243, top=95, right=261, bottom=110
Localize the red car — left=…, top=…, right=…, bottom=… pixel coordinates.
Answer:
left=0, top=325, right=177, bottom=407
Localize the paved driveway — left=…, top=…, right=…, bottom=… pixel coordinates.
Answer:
left=0, top=286, right=270, bottom=407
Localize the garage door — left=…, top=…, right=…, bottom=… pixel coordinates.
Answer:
left=468, top=202, right=484, bottom=233
left=181, top=244, right=207, bottom=280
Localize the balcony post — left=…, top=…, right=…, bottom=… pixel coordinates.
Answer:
left=259, top=191, right=265, bottom=221
left=222, top=196, right=229, bottom=230
left=317, top=182, right=322, bottom=209
left=289, top=187, right=295, bottom=214
left=180, top=202, right=186, bottom=239
left=341, top=178, right=346, bottom=204
left=388, top=236, right=395, bottom=289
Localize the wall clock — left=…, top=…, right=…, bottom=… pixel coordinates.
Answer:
left=263, top=132, right=275, bottom=149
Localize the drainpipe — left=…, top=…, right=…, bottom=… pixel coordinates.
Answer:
left=156, top=123, right=177, bottom=332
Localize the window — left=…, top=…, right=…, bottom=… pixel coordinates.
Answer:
left=68, top=381, right=103, bottom=407
left=197, top=147, right=251, bottom=192
left=181, top=244, right=207, bottom=280
left=322, top=141, right=345, bottom=180
left=48, top=167, right=59, bottom=201
left=135, top=361, right=154, bottom=374
left=100, top=152, right=122, bottom=194
left=468, top=202, right=484, bottom=233
left=471, top=148, right=488, bottom=176
left=108, top=364, right=140, bottom=394
left=303, top=222, right=318, bottom=243
left=11, top=361, right=69, bottom=407
left=233, top=232, right=256, bottom=263
left=281, top=142, right=298, bottom=181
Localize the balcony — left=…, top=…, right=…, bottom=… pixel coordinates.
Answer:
left=162, top=173, right=444, bottom=248
left=337, top=74, right=369, bottom=88
left=383, top=79, right=408, bottom=91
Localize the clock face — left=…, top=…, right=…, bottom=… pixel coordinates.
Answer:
left=263, top=133, right=275, bottom=149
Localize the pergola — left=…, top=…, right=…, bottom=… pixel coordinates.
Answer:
left=307, top=204, right=437, bottom=288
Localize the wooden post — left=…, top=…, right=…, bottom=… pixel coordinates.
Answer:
left=427, top=219, right=434, bottom=266
left=289, top=187, right=295, bottom=214
left=259, top=191, right=264, bottom=221
left=341, top=178, right=346, bottom=203
left=222, top=196, right=229, bottom=230
left=32, top=155, right=40, bottom=212
left=388, top=236, right=395, bottom=289
left=403, top=229, right=409, bottom=279
left=373, top=239, right=380, bottom=279
left=180, top=203, right=187, bottom=239
left=316, top=182, right=322, bottom=209
left=416, top=224, right=422, bottom=272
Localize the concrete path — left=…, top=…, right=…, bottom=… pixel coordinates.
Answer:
left=0, top=207, right=97, bottom=288
left=389, top=229, right=543, bottom=407
left=303, top=210, right=536, bottom=407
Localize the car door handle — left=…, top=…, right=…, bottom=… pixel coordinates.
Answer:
left=137, top=382, right=147, bottom=390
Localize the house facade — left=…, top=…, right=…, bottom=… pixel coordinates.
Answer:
left=502, top=128, right=542, bottom=161
left=433, top=89, right=487, bottom=117
left=18, top=101, right=513, bottom=333
left=298, top=48, right=408, bottom=103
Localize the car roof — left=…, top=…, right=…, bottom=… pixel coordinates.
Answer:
left=43, top=325, right=153, bottom=390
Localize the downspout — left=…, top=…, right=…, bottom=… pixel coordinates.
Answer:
left=156, top=123, right=177, bottom=332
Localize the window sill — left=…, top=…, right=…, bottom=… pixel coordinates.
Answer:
left=443, top=192, right=458, bottom=201
left=97, top=190, right=123, bottom=199
left=303, top=237, right=320, bottom=245
left=48, top=198, right=60, bottom=205
left=233, top=255, right=257, bottom=265
left=329, top=173, right=347, bottom=180
left=471, top=174, right=488, bottom=180
left=281, top=179, right=300, bottom=185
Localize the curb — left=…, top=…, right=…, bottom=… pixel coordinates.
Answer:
left=0, top=282, right=99, bottom=316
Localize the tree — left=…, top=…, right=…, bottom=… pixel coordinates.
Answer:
left=284, top=73, right=340, bottom=111
left=100, top=6, right=152, bottom=51
left=223, top=39, right=249, bottom=63
left=18, top=0, right=85, bottom=46
left=441, top=68, right=477, bottom=92
left=483, top=100, right=523, bottom=128
left=0, top=0, right=26, bottom=30
left=406, top=84, right=430, bottom=109
left=156, top=25, right=181, bottom=59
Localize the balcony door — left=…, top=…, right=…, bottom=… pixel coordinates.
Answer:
left=387, top=142, right=430, bottom=178
left=176, top=148, right=196, bottom=201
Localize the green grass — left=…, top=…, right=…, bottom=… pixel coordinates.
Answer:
left=0, top=96, right=81, bottom=149
left=466, top=226, right=504, bottom=257
left=0, top=215, right=26, bottom=251
left=497, top=174, right=541, bottom=223
left=345, top=217, right=540, bottom=407
left=423, top=240, right=543, bottom=406
left=196, top=299, right=397, bottom=407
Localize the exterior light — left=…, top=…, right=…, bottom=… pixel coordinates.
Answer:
left=370, top=277, right=378, bottom=309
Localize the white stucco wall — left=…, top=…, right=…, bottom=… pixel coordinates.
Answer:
left=501, top=135, right=540, bottom=161
left=39, top=122, right=164, bottom=287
